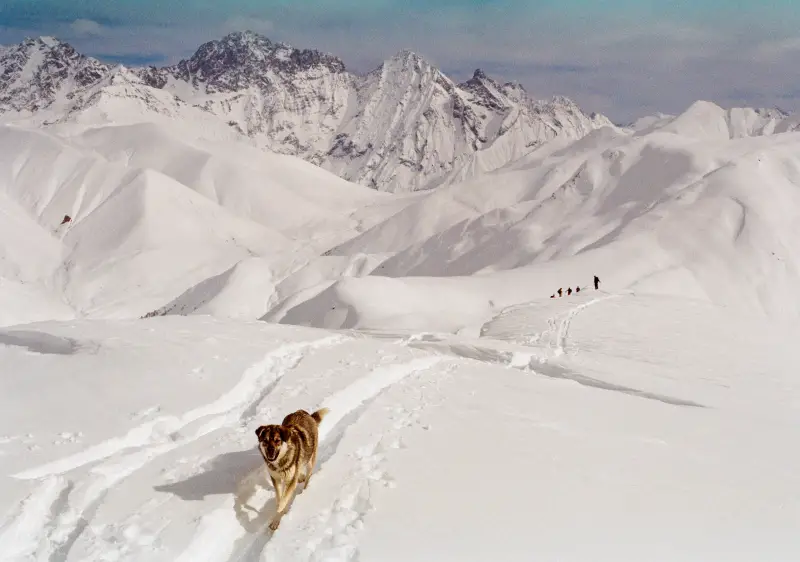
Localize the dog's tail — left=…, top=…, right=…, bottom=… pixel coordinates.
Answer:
left=311, top=407, right=330, bottom=424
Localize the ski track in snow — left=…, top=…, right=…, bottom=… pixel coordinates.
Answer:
left=177, top=355, right=447, bottom=562
left=399, top=293, right=704, bottom=407
left=0, top=334, right=350, bottom=562
left=480, top=293, right=620, bottom=358
left=552, top=294, right=620, bottom=357
left=288, top=362, right=456, bottom=562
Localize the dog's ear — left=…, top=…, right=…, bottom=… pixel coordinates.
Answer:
left=279, top=426, right=291, bottom=442
left=255, top=426, right=268, bottom=441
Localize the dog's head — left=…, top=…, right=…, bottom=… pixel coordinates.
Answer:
left=255, top=424, right=289, bottom=463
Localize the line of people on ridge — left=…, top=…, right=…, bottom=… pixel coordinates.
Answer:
left=550, top=275, right=600, bottom=299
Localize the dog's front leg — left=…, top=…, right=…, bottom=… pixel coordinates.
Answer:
left=269, top=474, right=284, bottom=530
left=269, top=474, right=283, bottom=504
left=270, top=470, right=300, bottom=531
left=278, top=471, right=300, bottom=513
left=270, top=471, right=300, bottom=531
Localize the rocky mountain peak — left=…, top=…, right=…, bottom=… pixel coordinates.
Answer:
left=0, top=35, right=109, bottom=113
left=471, top=68, right=489, bottom=81
left=458, top=68, right=508, bottom=111
left=156, top=30, right=346, bottom=93
left=385, top=49, right=433, bottom=70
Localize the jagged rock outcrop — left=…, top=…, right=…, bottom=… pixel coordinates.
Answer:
left=0, top=36, right=109, bottom=114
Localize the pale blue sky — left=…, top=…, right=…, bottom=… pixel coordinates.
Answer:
left=2, top=1, right=800, bottom=121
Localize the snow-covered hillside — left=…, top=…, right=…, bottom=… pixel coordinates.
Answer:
left=0, top=120, right=407, bottom=325
left=264, top=101, right=800, bottom=332
left=0, top=32, right=613, bottom=192
left=3, top=97, right=800, bottom=326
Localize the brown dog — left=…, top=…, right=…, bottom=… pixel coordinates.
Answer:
left=255, top=408, right=330, bottom=530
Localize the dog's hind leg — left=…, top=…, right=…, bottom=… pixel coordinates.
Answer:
left=304, top=448, right=318, bottom=490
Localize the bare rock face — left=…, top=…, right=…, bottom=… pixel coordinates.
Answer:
left=137, top=31, right=347, bottom=93
left=1, top=31, right=618, bottom=191
left=0, top=36, right=110, bottom=113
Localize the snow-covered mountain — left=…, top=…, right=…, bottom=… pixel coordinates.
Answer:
left=1, top=32, right=614, bottom=191
left=2, top=75, right=800, bottom=558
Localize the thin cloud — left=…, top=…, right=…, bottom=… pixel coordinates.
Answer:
left=752, top=37, right=800, bottom=61
left=69, top=19, right=106, bottom=37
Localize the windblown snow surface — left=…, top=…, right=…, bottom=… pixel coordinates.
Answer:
left=2, top=98, right=800, bottom=561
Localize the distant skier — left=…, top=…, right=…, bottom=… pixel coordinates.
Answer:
left=575, top=286, right=581, bottom=293
left=594, top=275, right=600, bottom=290
left=550, top=294, right=555, bottom=299
left=557, top=288, right=563, bottom=297
left=60, top=214, right=72, bottom=225
left=567, top=287, right=572, bottom=296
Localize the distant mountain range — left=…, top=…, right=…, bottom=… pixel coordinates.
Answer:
left=2, top=32, right=798, bottom=193
left=0, top=31, right=615, bottom=192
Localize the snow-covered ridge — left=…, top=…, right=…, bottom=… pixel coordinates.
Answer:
left=1, top=31, right=614, bottom=192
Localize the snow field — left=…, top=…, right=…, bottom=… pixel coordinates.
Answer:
left=1, top=294, right=799, bottom=560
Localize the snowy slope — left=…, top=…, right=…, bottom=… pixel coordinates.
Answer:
left=4, top=97, right=800, bottom=329
left=0, top=187, right=74, bottom=325
left=276, top=103, right=800, bottom=330
left=0, top=120, right=398, bottom=324
left=1, top=296, right=799, bottom=561
left=1, top=32, right=614, bottom=192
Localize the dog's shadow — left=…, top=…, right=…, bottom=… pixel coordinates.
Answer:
left=153, top=448, right=278, bottom=534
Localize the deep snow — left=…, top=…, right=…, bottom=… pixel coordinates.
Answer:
left=1, top=297, right=799, bottom=561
